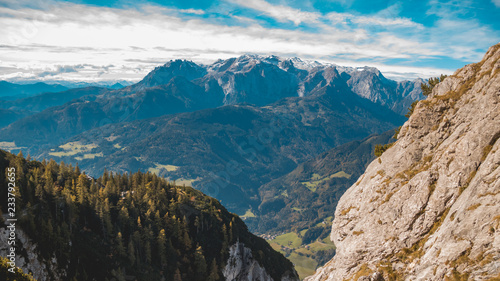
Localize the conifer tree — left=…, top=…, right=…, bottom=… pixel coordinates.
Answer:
left=127, top=240, right=136, bottom=266
left=194, top=245, right=207, bottom=281
left=157, top=229, right=167, bottom=268
left=229, top=219, right=234, bottom=243
left=35, top=184, right=43, bottom=200
left=207, top=259, right=220, bottom=281
left=221, top=224, right=229, bottom=256
left=173, top=268, right=182, bottom=281
left=144, top=241, right=152, bottom=264
left=182, top=226, right=192, bottom=251
left=115, top=232, right=126, bottom=257
left=76, top=174, right=89, bottom=205
left=103, top=198, right=112, bottom=236
left=421, top=74, right=448, bottom=96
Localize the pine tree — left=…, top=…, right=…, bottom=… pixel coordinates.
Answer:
left=194, top=216, right=201, bottom=235
left=221, top=224, right=229, bottom=257
left=127, top=239, right=136, bottom=266
left=194, top=245, right=207, bottom=281
left=76, top=174, right=89, bottom=205
left=115, top=232, right=126, bottom=257
left=173, top=268, right=182, bottom=281
left=43, top=168, right=54, bottom=195
left=103, top=198, right=112, bottom=236
left=229, top=219, right=235, bottom=243
left=207, top=259, right=220, bottom=281
left=157, top=229, right=167, bottom=268
left=144, top=241, right=152, bottom=264
left=421, top=74, right=448, bottom=96
left=182, top=220, right=192, bottom=251
left=35, top=184, right=43, bottom=200
left=118, top=206, right=130, bottom=227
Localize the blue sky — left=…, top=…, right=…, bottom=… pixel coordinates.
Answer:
left=0, top=0, right=499, bottom=81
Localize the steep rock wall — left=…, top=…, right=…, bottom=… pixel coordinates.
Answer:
left=307, top=44, right=500, bottom=280
left=0, top=226, right=65, bottom=280
left=224, top=242, right=298, bottom=281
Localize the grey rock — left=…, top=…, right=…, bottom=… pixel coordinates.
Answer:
left=306, top=43, right=500, bottom=280
left=340, top=66, right=424, bottom=115
left=223, top=241, right=298, bottom=281
left=0, top=226, right=66, bottom=280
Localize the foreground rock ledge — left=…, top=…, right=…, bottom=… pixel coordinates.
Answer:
left=306, top=43, right=500, bottom=281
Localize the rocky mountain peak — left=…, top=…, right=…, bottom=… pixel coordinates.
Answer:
left=300, top=66, right=344, bottom=96
left=134, top=59, right=207, bottom=89
left=207, top=54, right=284, bottom=75
left=307, top=43, right=500, bottom=280
left=340, top=65, right=423, bottom=115
left=124, top=54, right=423, bottom=112
left=288, top=57, right=328, bottom=70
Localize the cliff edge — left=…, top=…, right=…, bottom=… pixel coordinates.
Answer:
left=307, top=43, right=500, bottom=280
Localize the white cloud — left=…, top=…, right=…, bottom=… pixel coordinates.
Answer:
left=353, top=15, right=420, bottom=27
left=493, top=0, right=500, bottom=7
left=0, top=0, right=488, bottom=82
left=424, top=0, right=499, bottom=61
left=179, top=8, right=205, bottom=15
left=326, top=11, right=422, bottom=28
left=229, top=0, right=320, bottom=25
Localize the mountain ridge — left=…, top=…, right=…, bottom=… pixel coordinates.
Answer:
left=0, top=81, right=68, bottom=99
left=0, top=55, right=422, bottom=155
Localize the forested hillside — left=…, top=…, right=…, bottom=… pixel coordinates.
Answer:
left=0, top=149, right=297, bottom=280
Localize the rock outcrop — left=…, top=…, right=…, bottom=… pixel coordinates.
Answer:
left=0, top=226, right=65, bottom=280
left=223, top=242, right=298, bottom=281
left=306, top=43, right=500, bottom=280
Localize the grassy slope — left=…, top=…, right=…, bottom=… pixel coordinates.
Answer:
left=268, top=218, right=336, bottom=280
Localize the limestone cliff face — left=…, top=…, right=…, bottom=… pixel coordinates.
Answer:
left=306, top=44, right=500, bottom=281
left=223, top=242, right=298, bottom=281
left=0, top=227, right=65, bottom=280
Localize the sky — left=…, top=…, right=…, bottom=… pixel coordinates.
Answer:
left=0, top=0, right=499, bottom=82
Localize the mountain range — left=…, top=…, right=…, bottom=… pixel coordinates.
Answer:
left=0, top=55, right=420, bottom=226
left=0, top=55, right=422, bottom=130
left=0, top=81, right=68, bottom=99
